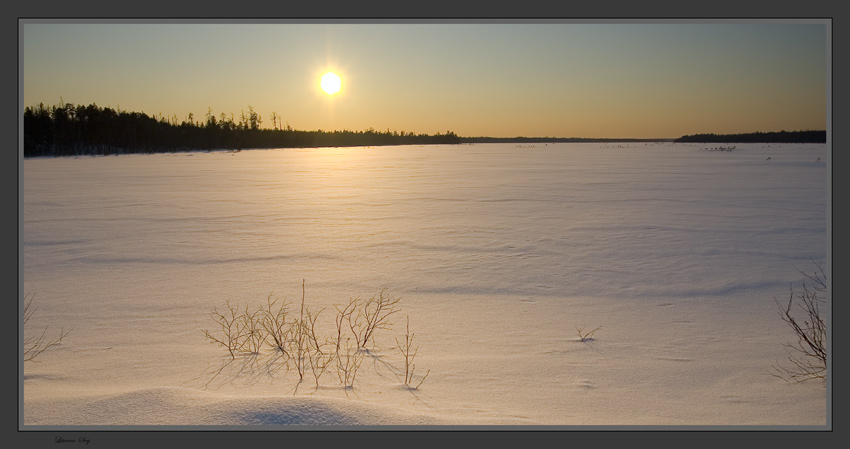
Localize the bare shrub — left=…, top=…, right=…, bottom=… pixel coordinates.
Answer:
left=24, top=293, right=69, bottom=362
left=303, top=304, right=334, bottom=390
left=575, top=326, right=601, bottom=342
left=395, top=315, right=429, bottom=389
left=771, top=262, right=828, bottom=382
left=259, top=293, right=290, bottom=356
left=335, top=337, right=364, bottom=390
left=291, top=280, right=309, bottom=382
left=332, top=300, right=362, bottom=390
left=203, top=299, right=250, bottom=359
left=346, top=288, right=401, bottom=350
left=203, top=283, right=413, bottom=394
left=241, top=308, right=268, bottom=355
left=333, top=300, right=352, bottom=358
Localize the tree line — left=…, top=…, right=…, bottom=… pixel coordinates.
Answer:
left=458, top=136, right=673, bottom=144
left=23, top=102, right=461, bottom=157
left=675, top=130, right=826, bottom=144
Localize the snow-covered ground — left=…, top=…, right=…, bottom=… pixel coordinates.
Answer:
left=21, top=142, right=829, bottom=428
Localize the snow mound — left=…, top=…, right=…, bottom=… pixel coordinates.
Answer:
left=24, top=386, right=456, bottom=427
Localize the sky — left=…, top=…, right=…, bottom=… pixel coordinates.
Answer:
left=21, top=20, right=828, bottom=139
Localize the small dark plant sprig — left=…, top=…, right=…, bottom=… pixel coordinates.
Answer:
left=771, top=261, right=828, bottom=383
left=575, top=326, right=601, bottom=342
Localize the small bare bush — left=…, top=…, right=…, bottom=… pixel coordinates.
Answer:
left=290, top=280, right=310, bottom=382
left=332, top=300, right=364, bottom=390
left=335, top=337, right=365, bottom=390
left=301, top=295, right=335, bottom=389
left=203, top=299, right=249, bottom=359
left=287, top=280, right=336, bottom=391
left=24, top=293, right=69, bottom=362
left=345, top=288, right=401, bottom=350
left=575, top=326, right=601, bottom=342
left=771, top=262, right=828, bottom=382
left=259, top=293, right=290, bottom=356
left=241, top=308, right=268, bottom=355
left=203, top=283, right=416, bottom=394
left=307, top=338, right=335, bottom=390
left=396, top=315, right=429, bottom=389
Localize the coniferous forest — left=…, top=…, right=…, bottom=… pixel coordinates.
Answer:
left=675, top=130, right=826, bottom=143
left=23, top=102, right=461, bottom=157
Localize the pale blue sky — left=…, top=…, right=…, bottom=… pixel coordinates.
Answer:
left=22, top=21, right=828, bottom=138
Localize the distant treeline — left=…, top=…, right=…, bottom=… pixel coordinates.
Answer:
left=23, top=102, right=827, bottom=157
left=459, top=136, right=674, bottom=144
left=23, top=102, right=461, bottom=157
left=675, top=130, right=826, bottom=143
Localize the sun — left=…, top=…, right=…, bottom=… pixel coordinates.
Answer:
left=321, top=72, right=341, bottom=95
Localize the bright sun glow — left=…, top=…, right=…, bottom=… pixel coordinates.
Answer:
left=321, top=72, right=341, bottom=95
